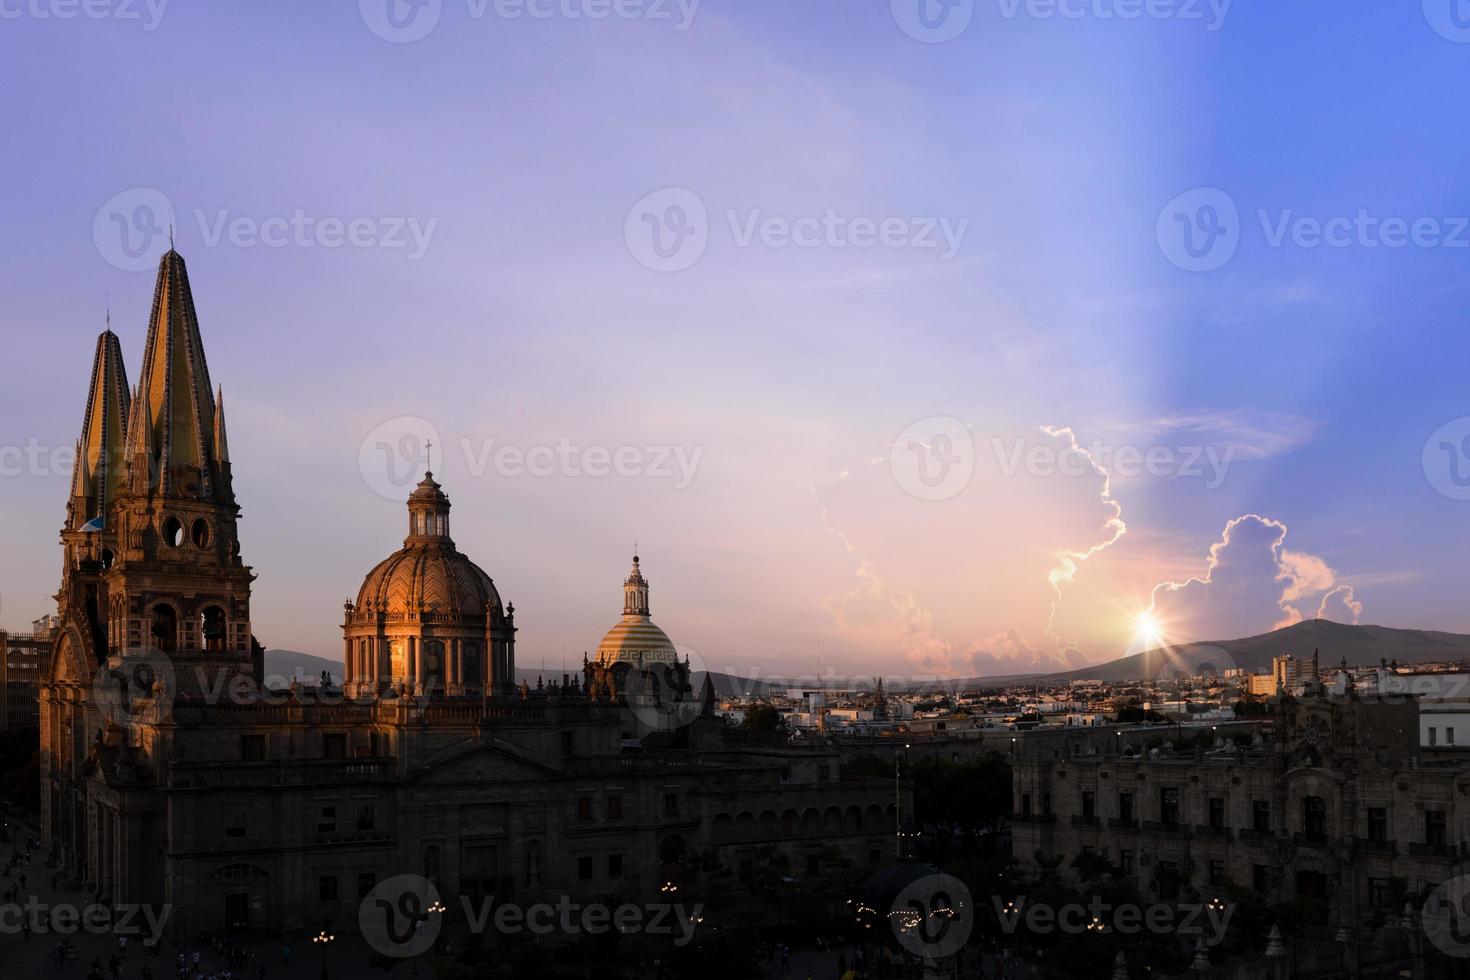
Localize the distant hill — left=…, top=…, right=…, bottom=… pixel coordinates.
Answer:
left=263, top=649, right=343, bottom=683
left=1007, top=620, right=1470, bottom=687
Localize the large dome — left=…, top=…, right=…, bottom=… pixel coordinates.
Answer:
left=595, top=555, right=678, bottom=665
left=352, top=472, right=502, bottom=618
left=355, top=546, right=501, bottom=617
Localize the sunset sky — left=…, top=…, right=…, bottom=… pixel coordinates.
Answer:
left=4, top=2, right=1470, bottom=681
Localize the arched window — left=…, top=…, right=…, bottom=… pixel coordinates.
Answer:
left=151, top=604, right=178, bottom=653
left=424, top=846, right=441, bottom=884
left=201, top=606, right=227, bottom=653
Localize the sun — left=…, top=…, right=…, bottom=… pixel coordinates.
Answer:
left=1134, top=611, right=1164, bottom=651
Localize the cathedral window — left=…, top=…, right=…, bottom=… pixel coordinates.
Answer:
left=161, top=516, right=183, bottom=548
left=191, top=518, right=210, bottom=548
left=150, top=604, right=178, bottom=653
left=201, top=606, right=227, bottom=653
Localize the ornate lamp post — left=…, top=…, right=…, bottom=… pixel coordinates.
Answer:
left=312, top=929, right=335, bottom=980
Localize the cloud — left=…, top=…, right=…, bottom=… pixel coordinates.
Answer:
left=1040, top=425, right=1127, bottom=642
left=1317, top=584, right=1363, bottom=624
left=1147, top=514, right=1364, bottom=641
left=815, top=423, right=1131, bottom=675
left=1125, top=409, right=1319, bottom=461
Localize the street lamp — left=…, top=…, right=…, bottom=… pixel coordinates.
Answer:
left=312, top=929, right=335, bottom=980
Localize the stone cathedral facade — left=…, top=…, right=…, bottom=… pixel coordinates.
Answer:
left=39, top=249, right=899, bottom=938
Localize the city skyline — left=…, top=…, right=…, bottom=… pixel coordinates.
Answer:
left=5, top=2, right=1470, bottom=679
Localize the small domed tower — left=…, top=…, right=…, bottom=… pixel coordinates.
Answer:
left=344, top=472, right=516, bottom=698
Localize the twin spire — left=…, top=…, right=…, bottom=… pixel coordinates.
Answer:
left=70, top=249, right=233, bottom=522
left=67, top=330, right=131, bottom=530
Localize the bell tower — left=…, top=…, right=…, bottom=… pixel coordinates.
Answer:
left=109, top=248, right=258, bottom=685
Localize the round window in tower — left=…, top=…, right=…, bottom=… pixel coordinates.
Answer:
left=161, top=516, right=183, bottom=548
left=191, top=518, right=211, bottom=549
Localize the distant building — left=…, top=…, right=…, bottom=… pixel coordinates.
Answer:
left=1012, top=674, right=1467, bottom=953
left=0, top=629, right=47, bottom=730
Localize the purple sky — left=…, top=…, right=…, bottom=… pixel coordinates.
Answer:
left=4, top=2, right=1470, bottom=681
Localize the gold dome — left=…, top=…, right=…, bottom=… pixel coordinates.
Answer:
left=353, top=471, right=502, bottom=618
left=355, top=547, right=501, bottom=617
left=594, top=555, right=678, bottom=665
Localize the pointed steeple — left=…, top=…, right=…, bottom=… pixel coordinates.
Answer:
left=67, top=328, right=132, bottom=529
left=213, top=385, right=230, bottom=464
left=126, top=249, right=221, bottom=500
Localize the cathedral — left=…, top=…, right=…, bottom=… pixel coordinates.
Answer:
left=39, top=249, right=899, bottom=938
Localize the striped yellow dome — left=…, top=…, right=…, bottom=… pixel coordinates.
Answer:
left=596, top=618, right=677, bottom=664
left=595, top=555, right=678, bottom=665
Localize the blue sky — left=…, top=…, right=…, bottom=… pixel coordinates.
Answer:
left=3, top=1, right=1469, bottom=678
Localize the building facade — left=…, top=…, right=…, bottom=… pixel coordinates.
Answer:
left=39, top=248, right=901, bottom=938
left=1012, top=678, right=1468, bottom=938
left=1, top=627, right=48, bottom=731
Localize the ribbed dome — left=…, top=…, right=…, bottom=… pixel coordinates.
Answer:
left=355, top=545, right=501, bottom=617
left=353, top=471, right=501, bottom=618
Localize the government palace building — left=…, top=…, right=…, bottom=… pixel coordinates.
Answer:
left=39, top=249, right=900, bottom=938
